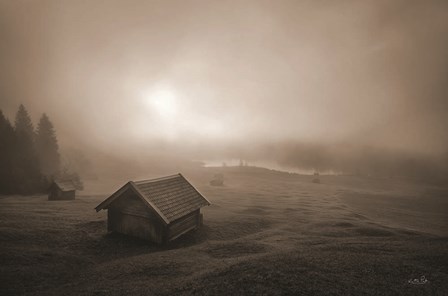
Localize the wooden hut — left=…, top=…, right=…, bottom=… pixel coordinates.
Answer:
left=48, top=180, right=76, bottom=200
left=312, top=172, right=321, bottom=184
left=95, top=173, right=211, bottom=244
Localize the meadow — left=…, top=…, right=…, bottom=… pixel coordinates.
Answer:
left=1, top=167, right=447, bottom=295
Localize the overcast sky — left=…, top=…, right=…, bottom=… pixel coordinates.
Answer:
left=1, top=0, right=447, bottom=164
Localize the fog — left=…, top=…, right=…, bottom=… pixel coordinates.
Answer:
left=1, top=0, right=447, bottom=179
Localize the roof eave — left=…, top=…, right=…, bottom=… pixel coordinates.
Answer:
left=94, top=182, right=132, bottom=212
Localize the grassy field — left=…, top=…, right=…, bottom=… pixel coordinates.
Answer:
left=1, top=167, right=447, bottom=295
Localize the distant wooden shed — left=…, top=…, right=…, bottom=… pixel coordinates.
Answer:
left=95, top=174, right=211, bottom=244
left=48, top=180, right=76, bottom=200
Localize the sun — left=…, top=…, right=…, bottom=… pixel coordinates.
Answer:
left=139, top=84, right=226, bottom=139
left=145, top=87, right=178, bottom=118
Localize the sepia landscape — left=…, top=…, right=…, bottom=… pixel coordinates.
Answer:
left=1, top=1, right=448, bottom=295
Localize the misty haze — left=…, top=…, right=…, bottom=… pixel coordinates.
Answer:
left=1, top=1, right=447, bottom=295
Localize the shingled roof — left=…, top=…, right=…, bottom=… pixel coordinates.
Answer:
left=95, top=174, right=210, bottom=224
left=53, top=180, right=76, bottom=191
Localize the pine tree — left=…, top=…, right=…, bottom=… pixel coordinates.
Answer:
left=36, top=113, right=61, bottom=179
left=0, top=110, right=16, bottom=194
left=15, top=104, right=35, bottom=140
left=14, top=104, right=42, bottom=194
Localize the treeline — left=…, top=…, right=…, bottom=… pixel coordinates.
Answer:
left=0, top=104, right=82, bottom=195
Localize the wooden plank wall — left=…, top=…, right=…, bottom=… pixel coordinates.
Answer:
left=61, top=191, right=75, bottom=200
left=48, top=189, right=75, bottom=200
left=168, top=210, right=200, bottom=241
left=108, top=209, right=164, bottom=243
left=110, top=192, right=157, bottom=219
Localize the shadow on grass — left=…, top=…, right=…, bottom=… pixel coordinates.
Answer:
left=76, top=215, right=274, bottom=262
left=84, top=225, right=209, bottom=261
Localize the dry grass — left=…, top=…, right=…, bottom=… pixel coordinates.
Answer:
left=0, top=167, right=447, bottom=295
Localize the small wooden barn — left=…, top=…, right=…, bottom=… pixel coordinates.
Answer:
left=95, top=173, right=211, bottom=244
left=312, top=171, right=321, bottom=184
left=48, top=180, right=76, bottom=200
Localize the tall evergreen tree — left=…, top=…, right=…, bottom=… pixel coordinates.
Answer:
left=36, top=113, right=61, bottom=178
left=14, top=104, right=42, bottom=194
left=0, top=110, right=16, bottom=194
left=15, top=104, right=35, bottom=140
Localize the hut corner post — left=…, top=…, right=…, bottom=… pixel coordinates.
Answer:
left=198, top=212, right=204, bottom=226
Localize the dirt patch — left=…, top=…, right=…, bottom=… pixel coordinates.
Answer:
left=334, top=222, right=355, bottom=227
left=346, top=212, right=369, bottom=220
left=204, top=217, right=272, bottom=241
left=239, top=207, right=270, bottom=215
left=76, top=220, right=106, bottom=231
left=205, top=241, right=269, bottom=258
left=354, top=226, right=394, bottom=237
left=282, top=207, right=300, bottom=214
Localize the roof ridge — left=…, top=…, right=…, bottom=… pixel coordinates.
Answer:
left=133, top=173, right=181, bottom=184
left=179, top=173, right=212, bottom=206
left=129, top=181, right=170, bottom=224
